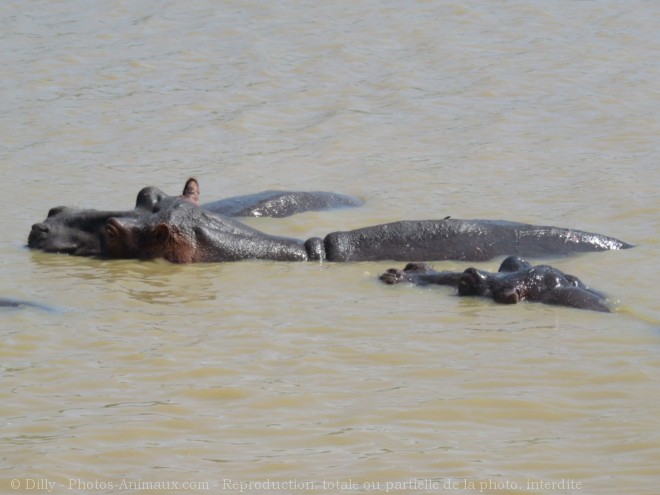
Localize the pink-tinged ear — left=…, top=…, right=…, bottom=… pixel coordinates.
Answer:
left=152, top=224, right=172, bottom=244
left=182, top=177, right=200, bottom=205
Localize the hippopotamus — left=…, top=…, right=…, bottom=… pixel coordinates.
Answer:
left=100, top=192, right=632, bottom=264
left=28, top=185, right=176, bottom=256
left=28, top=178, right=633, bottom=263
left=322, top=218, right=632, bottom=262
left=0, top=297, right=56, bottom=312
left=27, top=179, right=362, bottom=256
left=380, top=256, right=611, bottom=312
left=204, top=190, right=363, bottom=217
left=104, top=179, right=316, bottom=262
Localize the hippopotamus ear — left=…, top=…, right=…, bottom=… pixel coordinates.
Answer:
left=182, top=178, right=200, bottom=205
left=493, top=288, right=521, bottom=304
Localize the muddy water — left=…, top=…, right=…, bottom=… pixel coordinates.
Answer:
left=1, top=1, right=659, bottom=494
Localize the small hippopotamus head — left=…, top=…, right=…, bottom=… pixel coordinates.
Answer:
left=457, top=257, right=568, bottom=304
left=104, top=178, right=202, bottom=262
left=491, top=265, right=577, bottom=305
left=27, top=179, right=200, bottom=257
left=104, top=178, right=310, bottom=264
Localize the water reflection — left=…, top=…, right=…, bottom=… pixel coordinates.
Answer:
left=29, top=251, right=221, bottom=305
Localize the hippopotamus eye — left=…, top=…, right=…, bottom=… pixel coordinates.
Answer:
left=136, top=187, right=166, bottom=211
left=543, top=273, right=563, bottom=288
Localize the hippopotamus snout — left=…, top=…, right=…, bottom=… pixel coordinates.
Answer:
left=28, top=222, right=51, bottom=248
left=28, top=221, right=94, bottom=255
left=28, top=206, right=78, bottom=251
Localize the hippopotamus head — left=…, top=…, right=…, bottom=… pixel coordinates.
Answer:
left=28, top=205, right=145, bottom=256
left=27, top=179, right=200, bottom=257
left=104, top=180, right=310, bottom=263
left=105, top=206, right=206, bottom=263
left=456, top=257, right=607, bottom=308
left=457, top=256, right=533, bottom=300
left=102, top=178, right=222, bottom=262
left=380, top=255, right=612, bottom=312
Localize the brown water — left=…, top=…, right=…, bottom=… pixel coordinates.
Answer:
left=2, top=1, right=659, bottom=494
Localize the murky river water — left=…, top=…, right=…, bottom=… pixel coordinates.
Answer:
left=2, top=1, right=659, bottom=494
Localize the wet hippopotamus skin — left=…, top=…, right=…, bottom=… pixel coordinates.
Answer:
left=322, top=219, right=632, bottom=262
left=105, top=180, right=315, bottom=262
left=27, top=179, right=361, bottom=256
left=380, top=256, right=611, bottom=312
left=99, top=183, right=632, bottom=264
left=203, top=190, right=363, bottom=217
left=27, top=184, right=183, bottom=256
left=28, top=178, right=633, bottom=263
left=102, top=199, right=632, bottom=264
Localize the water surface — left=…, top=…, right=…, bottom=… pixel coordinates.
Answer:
left=1, top=1, right=659, bottom=494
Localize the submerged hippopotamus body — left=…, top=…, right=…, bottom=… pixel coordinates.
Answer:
left=0, top=297, right=56, bottom=312
left=101, top=185, right=632, bottom=264
left=204, top=190, right=363, bottom=217
left=28, top=178, right=633, bottom=264
left=323, top=219, right=632, bottom=262
left=380, top=256, right=611, bottom=312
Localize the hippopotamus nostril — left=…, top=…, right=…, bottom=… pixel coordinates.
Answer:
left=31, top=223, right=50, bottom=234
